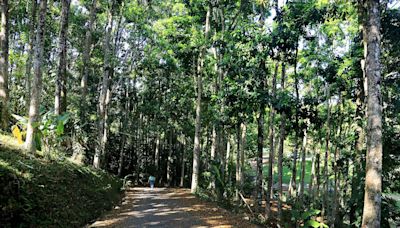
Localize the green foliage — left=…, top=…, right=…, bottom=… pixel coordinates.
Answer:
left=0, top=134, right=122, bottom=227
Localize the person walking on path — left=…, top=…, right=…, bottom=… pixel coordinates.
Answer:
left=148, top=175, right=155, bottom=189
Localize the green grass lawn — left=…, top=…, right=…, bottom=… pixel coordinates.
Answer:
left=0, top=134, right=122, bottom=227
left=262, top=160, right=313, bottom=185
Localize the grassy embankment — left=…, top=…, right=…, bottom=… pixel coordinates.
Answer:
left=0, top=134, right=122, bottom=227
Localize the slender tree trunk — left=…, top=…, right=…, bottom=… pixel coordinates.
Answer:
left=255, top=58, right=267, bottom=212
left=362, top=0, right=382, bottom=226
left=25, top=0, right=47, bottom=153
left=322, top=83, right=331, bottom=218
left=93, top=2, right=114, bottom=168
left=167, top=129, right=173, bottom=186
left=25, top=0, right=37, bottom=114
left=277, top=61, right=286, bottom=221
left=225, top=135, right=231, bottom=194
left=191, top=5, right=210, bottom=194
left=118, top=78, right=130, bottom=177
left=155, top=133, right=160, bottom=172
left=289, top=45, right=300, bottom=197
left=309, top=143, right=316, bottom=197
left=299, top=125, right=308, bottom=199
left=0, top=0, right=9, bottom=130
left=55, top=0, right=71, bottom=115
left=332, top=93, right=343, bottom=226
left=266, top=62, right=278, bottom=217
left=240, top=123, right=246, bottom=190
left=80, top=0, right=96, bottom=120
left=316, top=143, right=321, bottom=198
left=209, top=125, right=217, bottom=190
left=235, top=122, right=241, bottom=201
left=180, top=136, right=186, bottom=187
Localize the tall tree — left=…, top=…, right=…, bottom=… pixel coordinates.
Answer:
left=361, top=0, right=383, bottom=226
left=55, top=0, right=71, bottom=115
left=0, top=0, right=9, bottom=129
left=25, top=0, right=37, bottom=114
left=25, top=0, right=48, bottom=153
left=80, top=0, right=96, bottom=121
left=93, top=1, right=115, bottom=168
left=191, top=3, right=210, bottom=193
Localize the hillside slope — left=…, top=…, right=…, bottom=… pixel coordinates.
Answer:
left=0, top=134, right=122, bottom=228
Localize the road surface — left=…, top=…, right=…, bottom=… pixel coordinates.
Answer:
left=89, top=187, right=259, bottom=228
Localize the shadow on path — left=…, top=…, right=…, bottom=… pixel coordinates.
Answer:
left=89, top=187, right=259, bottom=228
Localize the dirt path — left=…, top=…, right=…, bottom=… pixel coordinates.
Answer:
left=89, top=187, right=260, bottom=228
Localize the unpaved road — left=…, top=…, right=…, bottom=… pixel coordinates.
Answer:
left=89, top=187, right=259, bottom=228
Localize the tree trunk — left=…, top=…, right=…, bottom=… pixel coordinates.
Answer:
left=167, top=129, right=173, bottom=186
left=80, top=0, right=96, bottom=120
left=25, top=0, right=37, bottom=114
left=240, top=123, right=246, bottom=189
left=180, top=136, right=186, bottom=187
left=191, top=4, right=210, bottom=194
left=235, top=122, right=242, bottom=201
left=277, top=61, right=286, bottom=221
left=289, top=45, right=300, bottom=197
left=55, top=0, right=71, bottom=115
left=332, top=93, right=343, bottom=226
left=309, top=144, right=316, bottom=197
left=209, top=125, right=217, bottom=190
left=0, top=0, right=9, bottom=130
left=25, top=0, right=47, bottom=153
left=118, top=78, right=130, bottom=177
left=255, top=58, right=267, bottom=212
left=93, top=2, right=114, bottom=168
left=155, top=133, right=160, bottom=172
left=316, top=143, right=321, bottom=198
left=322, top=83, right=331, bottom=218
left=265, top=62, right=278, bottom=217
left=299, top=125, right=308, bottom=199
left=362, top=0, right=382, bottom=226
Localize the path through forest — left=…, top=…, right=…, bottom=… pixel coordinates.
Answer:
left=89, top=187, right=259, bottom=228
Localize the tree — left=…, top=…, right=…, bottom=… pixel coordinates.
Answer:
left=93, top=1, right=115, bottom=168
left=0, top=0, right=9, bottom=129
left=55, top=0, right=71, bottom=115
left=361, top=0, right=383, bottom=226
left=191, top=3, right=210, bottom=194
left=25, top=0, right=48, bottom=153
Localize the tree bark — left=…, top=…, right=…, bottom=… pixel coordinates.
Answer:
left=277, top=61, right=286, bottom=221
left=25, top=0, right=47, bottom=153
left=180, top=136, right=186, bottom=187
left=209, top=125, right=217, bottom=190
left=0, top=0, right=9, bottom=130
left=362, top=0, right=382, bottom=226
left=265, top=62, right=278, bottom=217
left=191, top=4, right=210, bottom=194
left=235, top=122, right=241, bottom=201
left=80, top=0, right=96, bottom=120
left=25, top=0, right=37, bottom=114
left=93, top=2, right=114, bottom=168
left=299, top=125, right=308, bottom=199
left=55, top=0, right=71, bottom=115
left=167, top=129, right=173, bottom=186
left=118, top=78, right=130, bottom=177
left=289, top=44, right=300, bottom=197
left=322, top=83, right=331, bottom=218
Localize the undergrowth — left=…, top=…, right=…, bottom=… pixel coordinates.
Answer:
left=0, top=134, right=122, bottom=228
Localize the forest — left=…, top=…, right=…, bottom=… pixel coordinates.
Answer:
left=0, top=0, right=399, bottom=227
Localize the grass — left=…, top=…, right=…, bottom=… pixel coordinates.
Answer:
left=0, top=134, right=122, bottom=228
left=262, top=160, right=313, bottom=185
